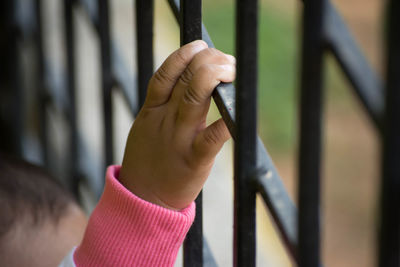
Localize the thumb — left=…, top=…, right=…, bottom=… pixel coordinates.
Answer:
left=193, top=118, right=231, bottom=163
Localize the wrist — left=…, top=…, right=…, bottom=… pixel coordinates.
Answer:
left=119, top=165, right=180, bottom=211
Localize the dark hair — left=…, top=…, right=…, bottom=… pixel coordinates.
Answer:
left=0, top=154, right=76, bottom=238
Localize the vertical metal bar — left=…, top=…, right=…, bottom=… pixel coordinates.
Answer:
left=98, top=0, right=114, bottom=167
left=179, top=0, right=203, bottom=266
left=2, top=0, right=23, bottom=156
left=297, top=0, right=325, bottom=266
left=64, top=0, right=80, bottom=197
left=378, top=1, right=400, bottom=266
left=180, top=0, right=202, bottom=46
left=135, top=0, right=153, bottom=111
left=166, top=2, right=300, bottom=262
left=234, top=0, right=258, bottom=266
left=34, top=0, right=49, bottom=166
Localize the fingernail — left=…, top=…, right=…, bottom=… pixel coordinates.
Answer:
left=225, top=54, right=236, bottom=64
left=191, top=40, right=208, bottom=53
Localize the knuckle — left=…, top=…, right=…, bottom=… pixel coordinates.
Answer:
left=196, top=48, right=219, bottom=61
left=175, top=49, right=189, bottom=65
left=152, top=65, right=174, bottom=85
left=206, top=48, right=231, bottom=63
left=183, top=84, right=203, bottom=105
left=180, top=67, right=194, bottom=86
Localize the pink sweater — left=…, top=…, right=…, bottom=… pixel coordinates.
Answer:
left=72, top=165, right=196, bottom=266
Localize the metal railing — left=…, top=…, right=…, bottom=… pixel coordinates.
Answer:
left=0, top=0, right=398, bottom=266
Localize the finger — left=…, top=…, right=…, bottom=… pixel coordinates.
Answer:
left=169, top=48, right=235, bottom=106
left=176, top=63, right=235, bottom=126
left=193, top=118, right=231, bottom=163
left=144, top=40, right=208, bottom=108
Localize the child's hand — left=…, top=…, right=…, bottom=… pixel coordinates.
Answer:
left=119, top=40, right=235, bottom=210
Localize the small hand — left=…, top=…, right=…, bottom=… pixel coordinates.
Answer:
left=119, top=40, right=235, bottom=210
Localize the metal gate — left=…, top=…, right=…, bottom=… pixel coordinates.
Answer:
left=0, top=0, right=398, bottom=266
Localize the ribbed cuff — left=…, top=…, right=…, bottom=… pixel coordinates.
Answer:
left=74, top=165, right=195, bottom=267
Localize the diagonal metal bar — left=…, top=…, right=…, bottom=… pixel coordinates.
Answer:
left=324, top=1, right=384, bottom=131
left=254, top=165, right=297, bottom=258
left=168, top=0, right=299, bottom=262
left=203, top=238, right=218, bottom=267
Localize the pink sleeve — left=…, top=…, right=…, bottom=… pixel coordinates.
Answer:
left=73, top=165, right=196, bottom=267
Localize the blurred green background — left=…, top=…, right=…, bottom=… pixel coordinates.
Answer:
left=202, top=0, right=383, bottom=266
left=203, top=0, right=354, bottom=155
left=203, top=0, right=298, bottom=154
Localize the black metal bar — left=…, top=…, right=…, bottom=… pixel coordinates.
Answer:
left=378, top=1, right=400, bottom=266
left=34, top=0, right=49, bottom=166
left=80, top=0, right=385, bottom=138
left=298, top=0, right=325, bottom=266
left=179, top=1, right=203, bottom=266
left=64, top=0, right=81, bottom=197
left=188, top=0, right=385, bottom=142
left=77, top=0, right=139, bottom=115
left=324, top=2, right=384, bottom=132
left=254, top=167, right=297, bottom=258
left=2, top=0, right=24, bottom=156
left=168, top=0, right=299, bottom=262
left=180, top=0, right=202, bottom=46
left=234, top=0, right=258, bottom=266
left=135, top=0, right=153, bottom=110
left=98, top=0, right=114, bottom=167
